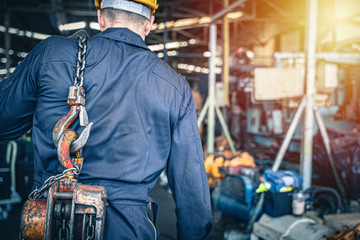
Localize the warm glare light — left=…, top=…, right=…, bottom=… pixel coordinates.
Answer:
left=174, top=18, right=199, bottom=28
left=166, top=21, right=175, bottom=28
left=166, top=42, right=181, bottom=49
left=199, top=17, right=211, bottom=24
left=203, top=51, right=211, bottom=57
left=158, top=22, right=165, bottom=30
left=227, top=11, right=243, bottom=19
left=151, top=23, right=158, bottom=31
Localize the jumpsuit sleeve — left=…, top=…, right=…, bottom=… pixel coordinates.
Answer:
left=167, top=87, right=213, bottom=240
left=0, top=40, right=47, bottom=142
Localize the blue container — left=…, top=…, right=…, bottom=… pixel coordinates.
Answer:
left=264, top=191, right=293, bottom=217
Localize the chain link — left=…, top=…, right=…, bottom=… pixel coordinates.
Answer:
left=28, top=166, right=80, bottom=199
left=74, top=36, right=87, bottom=87
left=58, top=218, right=70, bottom=240
left=86, top=214, right=95, bottom=240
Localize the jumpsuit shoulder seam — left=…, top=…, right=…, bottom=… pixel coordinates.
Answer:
left=151, top=60, right=186, bottom=99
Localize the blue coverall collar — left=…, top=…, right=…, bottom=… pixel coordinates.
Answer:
left=99, top=27, right=150, bottom=51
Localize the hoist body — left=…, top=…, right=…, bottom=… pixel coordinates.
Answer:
left=20, top=179, right=107, bottom=240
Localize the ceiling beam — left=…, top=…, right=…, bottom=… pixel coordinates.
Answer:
left=262, top=0, right=291, bottom=18
left=7, top=7, right=97, bottom=17
left=176, top=6, right=208, bottom=17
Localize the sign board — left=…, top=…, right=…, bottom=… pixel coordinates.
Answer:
left=254, top=68, right=304, bottom=100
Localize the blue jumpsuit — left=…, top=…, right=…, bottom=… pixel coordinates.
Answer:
left=0, top=28, right=213, bottom=239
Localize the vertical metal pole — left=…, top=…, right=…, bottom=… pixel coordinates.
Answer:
left=207, top=24, right=217, bottom=153
left=4, top=11, right=11, bottom=79
left=273, top=98, right=306, bottom=171
left=301, top=0, right=318, bottom=190
left=313, top=100, right=346, bottom=198
left=197, top=98, right=210, bottom=127
left=215, top=104, right=237, bottom=155
left=163, top=20, right=168, bottom=63
left=223, top=0, right=230, bottom=106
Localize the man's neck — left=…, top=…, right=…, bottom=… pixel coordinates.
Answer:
left=104, top=22, right=145, bottom=40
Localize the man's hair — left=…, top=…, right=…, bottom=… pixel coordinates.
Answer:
left=102, top=8, right=147, bottom=26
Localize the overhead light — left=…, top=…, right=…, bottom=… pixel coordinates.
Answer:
left=0, top=25, right=50, bottom=40
left=188, top=65, right=196, bottom=71
left=177, top=63, right=221, bottom=74
left=149, top=44, right=165, bottom=52
left=149, top=39, right=197, bottom=52
left=215, top=57, right=223, bottom=66
left=151, top=23, right=158, bottom=31
left=203, top=51, right=211, bottom=57
left=158, top=22, right=165, bottom=30
left=227, top=11, right=243, bottom=20
left=174, top=18, right=199, bottom=28
left=188, top=39, right=197, bottom=44
left=33, top=33, right=50, bottom=40
left=199, top=17, right=211, bottom=24
left=58, top=21, right=86, bottom=31
left=17, top=52, right=28, bottom=58
left=17, top=30, right=24, bottom=37
left=166, top=21, right=175, bottom=29
left=25, top=31, right=33, bottom=38
left=9, top=28, right=17, bottom=34
left=151, top=16, right=211, bottom=31
left=167, top=50, right=178, bottom=56
left=246, top=50, right=255, bottom=58
left=0, top=67, right=16, bottom=75
left=90, top=22, right=100, bottom=31
left=202, top=68, right=210, bottom=74
left=151, top=12, right=239, bottom=32
left=165, top=42, right=182, bottom=49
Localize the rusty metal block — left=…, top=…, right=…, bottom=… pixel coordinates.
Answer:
left=20, top=199, right=47, bottom=240
left=20, top=181, right=107, bottom=240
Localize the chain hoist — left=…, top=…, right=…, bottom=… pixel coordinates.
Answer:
left=20, top=32, right=107, bottom=240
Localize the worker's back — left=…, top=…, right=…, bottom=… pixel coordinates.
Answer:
left=27, top=28, right=186, bottom=188
left=0, top=27, right=213, bottom=239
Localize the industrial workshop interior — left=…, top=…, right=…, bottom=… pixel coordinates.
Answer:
left=1, top=0, right=360, bottom=239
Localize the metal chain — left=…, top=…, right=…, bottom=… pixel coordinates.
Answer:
left=28, top=166, right=80, bottom=199
left=28, top=35, right=87, bottom=200
left=58, top=218, right=69, bottom=240
left=86, top=214, right=95, bottom=240
left=74, top=35, right=87, bottom=87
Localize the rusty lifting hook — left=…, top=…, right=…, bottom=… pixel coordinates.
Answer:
left=52, top=34, right=92, bottom=172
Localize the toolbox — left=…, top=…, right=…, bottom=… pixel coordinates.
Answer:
left=264, top=191, right=293, bottom=217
